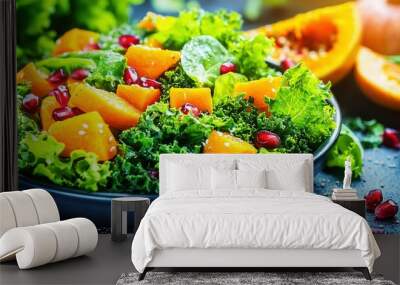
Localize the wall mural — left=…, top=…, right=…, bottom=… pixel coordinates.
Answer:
left=16, top=1, right=399, bottom=232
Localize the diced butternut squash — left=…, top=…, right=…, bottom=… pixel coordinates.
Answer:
left=16, top=63, right=53, bottom=97
left=48, top=112, right=117, bottom=161
left=68, top=83, right=141, bottom=130
left=170, top=88, right=213, bottom=113
left=234, top=77, right=282, bottom=112
left=125, top=45, right=180, bottom=79
left=203, top=131, right=257, bottom=154
left=40, top=96, right=61, bottom=130
left=53, top=28, right=100, bottom=56
left=116, top=84, right=160, bottom=112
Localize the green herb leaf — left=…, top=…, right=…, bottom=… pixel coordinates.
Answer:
left=345, top=117, right=384, bottom=148
left=213, top=72, right=247, bottom=106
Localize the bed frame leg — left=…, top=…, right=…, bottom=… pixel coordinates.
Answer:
left=138, top=268, right=148, bottom=281
left=354, top=267, right=371, bottom=280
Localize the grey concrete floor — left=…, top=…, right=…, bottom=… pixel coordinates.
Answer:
left=0, top=234, right=134, bottom=285
left=1, top=234, right=398, bottom=285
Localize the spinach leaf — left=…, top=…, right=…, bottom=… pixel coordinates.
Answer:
left=181, top=35, right=232, bottom=87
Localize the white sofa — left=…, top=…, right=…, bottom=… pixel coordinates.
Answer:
left=0, top=189, right=98, bottom=269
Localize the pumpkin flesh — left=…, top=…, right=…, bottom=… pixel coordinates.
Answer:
left=247, top=2, right=361, bottom=84
left=203, top=131, right=257, bottom=154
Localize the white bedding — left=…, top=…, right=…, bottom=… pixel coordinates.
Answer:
left=131, top=190, right=380, bottom=273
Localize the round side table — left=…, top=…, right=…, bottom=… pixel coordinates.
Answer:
left=111, top=197, right=150, bottom=242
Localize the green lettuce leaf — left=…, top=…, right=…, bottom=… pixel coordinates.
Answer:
left=213, top=72, right=248, bottom=106
left=269, top=64, right=335, bottom=147
left=181, top=35, right=233, bottom=86
left=18, top=133, right=110, bottom=191
left=326, top=124, right=364, bottom=178
left=228, top=35, right=275, bottom=80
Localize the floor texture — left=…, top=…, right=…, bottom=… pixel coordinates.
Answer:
left=117, top=271, right=395, bottom=285
left=0, top=234, right=134, bottom=285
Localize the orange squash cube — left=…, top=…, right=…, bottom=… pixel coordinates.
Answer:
left=170, top=88, right=213, bottom=113
left=68, top=83, right=141, bottom=130
left=40, top=96, right=61, bottom=130
left=203, top=131, right=257, bottom=154
left=234, top=77, right=282, bottom=112
left=116, top=84, right=160, bottom=112
left=16, top=63, right=53, bottom=97
left=53, top=28, right=100, bottom=56
left=125, top=45, right=180, bottom=79
left=48, top=112, right=117, bottom=161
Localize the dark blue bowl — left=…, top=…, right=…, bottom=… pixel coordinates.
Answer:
left=19, top=96, right=341, bottom=227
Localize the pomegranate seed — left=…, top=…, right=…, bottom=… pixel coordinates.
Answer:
left=148, top=170, right=159, bottom=179
left=118, top=34, right=140, bottom=49
left=255, top=130, right=281, bottom=149
left=123, top=67, right=141, bottom=85
left=181, top=103, right=201, bottom=117
left=220, top=62, right=236, bottom=74
left=71, top=69, right=90, bottom=81
left=382, top=128, right=400, bottom=149
left=22, top=94, right=40, bottom=113
left=140, top=77, right=161, bottom=89
left=84, top=42, right=100, bottom=51
left=72, top=107, right=84, bottom=116
left=365, top=189, right=383, bottom=212
left=280, top=58, right=295, bottom=71
left=375, top=199, right=398, bottom=220
left=49, top=85, right=69, bottom=107
left=48, top=69, right=67, bottom=85
left=52, top=106, right=77, bottom=121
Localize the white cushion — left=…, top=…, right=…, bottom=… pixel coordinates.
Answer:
left=24, top=189, right=60, bottom=224
left=212, top=168, right=237, bottom=191
left=0, top=196, right=16, bottom=237
left=266, top=162, right=308, bottom=191
left=236, top=169, right=267, bottom=189
left=1, top=191, right=39, bottom=227
left=166, top=162, right=212, bottom=192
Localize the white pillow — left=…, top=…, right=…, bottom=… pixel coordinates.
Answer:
left=236, top=169, right=267, bottom=189
left=167, top=162, right=212, bottom=192
left=212, top=168, right=237, bottom=191
left=266, top=162, right=308, bottom=191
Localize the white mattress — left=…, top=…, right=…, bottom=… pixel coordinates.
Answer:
left=131, top=190, right=380, bottom=273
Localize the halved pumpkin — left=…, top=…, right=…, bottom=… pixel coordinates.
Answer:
left=170, top=88, right=213, bottom=113
left=355, top=47, right=400, bottom=110
left=247, top=2, right=361, bottom=84
left=16, top=63, right=53, bottom=97
left=40, top=96, right=61, bottom=131
left=69, top=82, right=141, bottom=130
left=234, top=77, right=281, bottom=112
left=203, top=131, right=257, bottom=154
left=116, top=84, right=160, bottom=112
left=48, top=111, right=117, bottom=161
left=53, top=28, right=100, bottom=56
left=125, top=45, right=180, bottom=79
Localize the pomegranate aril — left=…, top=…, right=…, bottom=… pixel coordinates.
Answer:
left=71, top=69, right=90, bottom=80
left=118, top=34, right=140, bottom=49
left=255, top=130, right=280, bottom=149
left=140, top=77, right=161, bottom=89
left=220, top=62, right=237, bottom=74
left=49, top=85, right=69, bottom=106
left=181, top=103, right=201, bottom=117
left=52, top=106, right=77, bottom=121
left=148, top=170, right=159, bottom=179
left=365, top=189, right=383, bottom=212
left=375, top=199, right=398, bottom=220
left=22, top=94, right=40, bottom=113
left=48, top=69, right=67, bottom=85
left=280, top=58, right=295, bottom=71
left=84, top=42, right=101, bottom=51
left=123, top=67, right=140, bottom=85
left=382, top=128, right=400, bottom=149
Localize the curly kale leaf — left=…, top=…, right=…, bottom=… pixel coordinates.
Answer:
left=16, top=84, right=40, bottom=139
left=99, top=24, right=145, bottom=53
left=159, top=65, right=196, bottom=102
left=269, top=64, right=335, bottom=148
